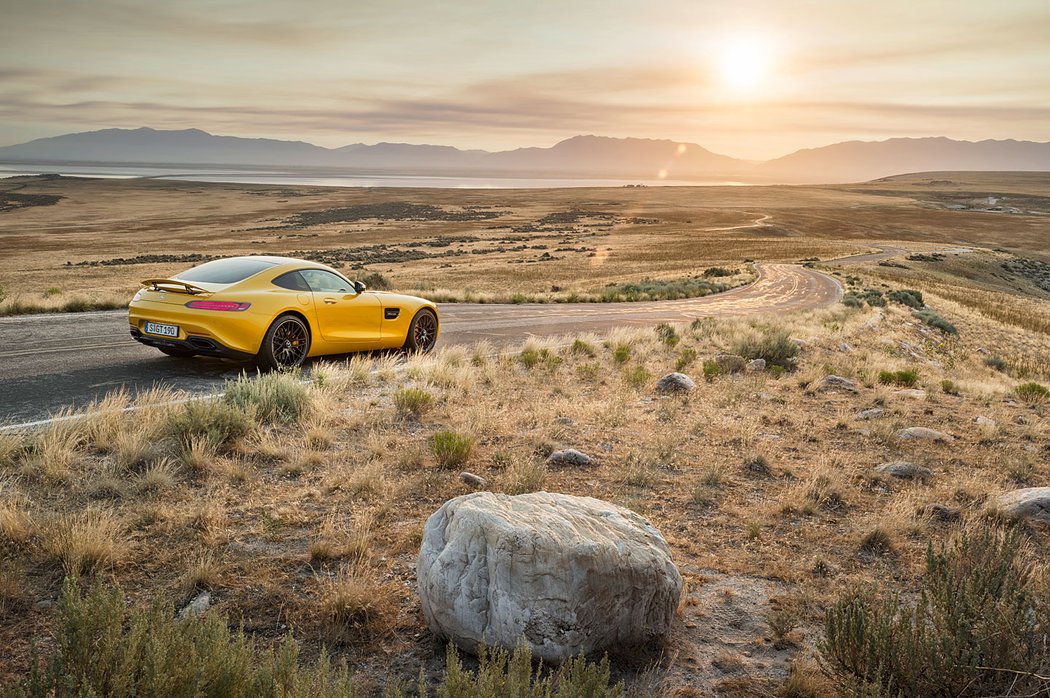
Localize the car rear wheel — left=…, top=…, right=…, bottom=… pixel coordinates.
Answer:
left=157, top=346, right=196, bottom=358
left=403, top=308, right=438, bottom=353
left=257, top=314, right=311, bottom=370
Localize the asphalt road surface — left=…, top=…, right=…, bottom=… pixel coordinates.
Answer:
left=0, top=263, right=840, bottom=424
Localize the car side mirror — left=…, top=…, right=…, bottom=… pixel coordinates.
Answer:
left=353, top=281, right=366, bottom=294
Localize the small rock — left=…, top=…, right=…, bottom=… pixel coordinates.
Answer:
left=459, top=471, right=488, bottom=488
left=817, top=375, right=860, bottom=393
left=973, top=415, right=995, bottom=427
left=919, top=503, right=961, bottom=522
left=745, top=358, right=766, bottom=372
left=791, top=338, right=807, bottom=348
left=895, top=389, right=927, bottom=400
left=838, top=342, right=853, bottom=353
left=546, top=448, right=594, bottom=467
left=994, top=487, right=1050, bottom=524
left=178, top=591, right=212, bottom=619
left=655, top=372, right=696, bottom=393
left=856, top=407, right=885, bottom=420
left=897, top=427, right=948, bottom=442
left=977, top=347, right=990, bottom=354
left=1015, top=415, right=1031, bottom=425
left=555, top=417, right=575, bottom=426
left=714, top=354, right=747, bottom=374
left=34, top=599, right=54, bottom=611
left=875, top=462, right=933, bottom=481
left=598, top=442, right=614, bottom=452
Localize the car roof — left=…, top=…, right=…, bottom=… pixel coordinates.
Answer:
left=225, top=255, right=334, bottom=272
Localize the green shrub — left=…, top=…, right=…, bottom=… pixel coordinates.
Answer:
left=675, top=347, right=698, bottom=372
left=876, top=368, right=919, bottom=387
left=886, top=289, right=924, bottom=309
left=519, top=347, right=561, bottom=371
left=4, top=579, right=357, bottom=698
left=940, top=379, right=960, bottom=396
left=223, top=371, right=311, bottom=423
left=358, top=272, right=390, bottom=290
left=703, top=266, right=735, bottom=278
left=841, top=293, right=864, bottom=309
left=611, top=344, right=631, bottom=364
left=599, top=277, right=725, bottom=302
left=842, top=289, right=887, bottom=309
left=430, top=430, right=474, bottom=468
left=732, top=329, right=800, bottom=369
left=654, top=323, right=680, bottom=347
left=1013, top=381, right=1049, bottom=404
left=914, top=310, right=957, bottom=335
left=702, top=359, right=720, bottom=381
left=393, top=388, right=434, bottom=417
left=167, top=399, right=254, bottom=451
left=569, top=339, right=595, bottom=357
left=622, top=365, right=652, bottom=388
left=983, top=355, right=1008, bottom=372
left=820, top=525, right=1048, bottom=697
left=438, top=642, right=622, bottom=698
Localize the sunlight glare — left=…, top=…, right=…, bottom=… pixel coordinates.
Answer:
left=716, top=35, right=771, bottom=93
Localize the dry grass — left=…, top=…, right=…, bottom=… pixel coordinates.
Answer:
left=42, top=508, right=125, bottom=575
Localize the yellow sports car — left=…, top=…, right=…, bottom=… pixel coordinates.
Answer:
left=128, top=256, right=439, bottom=369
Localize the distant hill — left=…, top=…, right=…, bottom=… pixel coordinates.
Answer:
left=760, top=137, right=1050, bottom=182
left=2, top=128, right=1049, bottom=183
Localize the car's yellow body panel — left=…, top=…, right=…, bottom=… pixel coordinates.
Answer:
left=127, top=256, right=438, bottom=360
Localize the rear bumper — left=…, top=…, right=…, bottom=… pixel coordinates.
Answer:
left=130, top=326, right=255, bottom=361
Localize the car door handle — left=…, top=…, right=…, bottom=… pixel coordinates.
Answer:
left=323, top=297, right=337, bottom=304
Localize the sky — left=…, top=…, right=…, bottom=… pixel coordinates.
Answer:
left=1, top=0, right=1049, bottom=160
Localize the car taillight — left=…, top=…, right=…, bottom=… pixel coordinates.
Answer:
left=132, top=290, right=143, bottom=302
left=184, top=300, right=251, bottom=311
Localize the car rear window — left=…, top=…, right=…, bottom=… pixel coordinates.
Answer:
left=177, top=258, right=278, bottom=284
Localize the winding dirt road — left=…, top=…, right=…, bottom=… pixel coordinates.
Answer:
left=0, top=263, right=840, bottom=423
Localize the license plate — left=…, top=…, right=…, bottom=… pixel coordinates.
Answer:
left=144, top=322, right=179, bottom=338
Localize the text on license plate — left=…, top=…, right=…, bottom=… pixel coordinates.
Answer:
left=145, top=322, right=179, bottom=338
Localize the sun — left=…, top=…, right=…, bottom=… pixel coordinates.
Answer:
left=716, top=36, right=771, bottom=92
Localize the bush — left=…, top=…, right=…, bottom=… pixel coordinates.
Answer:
left=519, top=347, right=561, bottom=371
left=820, top=525, right=1048, bottom=697
left=842, top=289, right=887, bottom=309
left=675, top=347, right=698, bottom=372
left=438, top=641, right=623, bottom=698
left=393, top=388, right=434, bottom=417
left=599, top=277, right=725, bottom=302
left=358, top=272, right=390, bottom=290
left=1013, top=381, right=1049, bottom=404
left=167, top=399, right=254, bottom=452
left=983, top=355, right=1008, bottom=372
left=430, top=430, right=474, bottom=468
left=622, top=365, right=652, bottom=388
left=703, top=266, right=735, bottom=278
left=732, top=329, right=800, bottom=369
left=611, top=344, right=631, bottom=364
left=654, top=323, right=680, bottom=347
left=886, top=289, right=924, bottom=309
left=223, top=371, right=311, bottom=424
left=941, top=379, right=960, bottom=396
left=569, top=339, right=595, bottom=357
left=5, top=579, right=358, bottom=698
left=876, top=368, right=919, bottom=387
left=913, top=310, right=957, bottom=335
left=702, top=359, right=720, bottom=381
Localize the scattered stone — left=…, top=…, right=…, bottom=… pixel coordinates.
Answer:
left=33, top=599, right=53, bottom=611
left=994, top=487, right=1050, bottom=524
left=555, top=416, right=575, bottom=426
left=546, top=448, right=594, bottom=467
left=895, top=389, right=927, bottom=400
left=714, top=354, right=747, bottom=374
left=855, top=407, right=885, bottom=420
left=417, top=492, right=683, bottom=662
left=875, top=461, right=933, bottom=481
left=459, top=471, right=488, bottom=489
left=1015, top=415, right=1031, bottom=425
left=745, top=358, right=766, bottom=372
left=919, top=503, right=961, bottom=522
left=977, top=347, right=990, bottom=355
left=178, top=591, right=212, bottom=619
left=598, top=442, right=614, bottom=452
left=838, top=342, right=853, bottom=353
left=817, top=375, right=860, bottom=393
left=655, top=372, right=697, bottom=393
left=742, top=455, right=773, bottom=478
left=973, top=415, right=996, bottom=427
left=791, top=338, right=807, bottom=348
left=897, top=427, right=948, bottom=442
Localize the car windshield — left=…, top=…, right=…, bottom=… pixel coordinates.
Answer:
left=178, top=258, right=278, bottom=284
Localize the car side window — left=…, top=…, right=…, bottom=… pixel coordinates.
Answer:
left=272, top=271, right=311, bottom=291
left=300, top=269, right=352, bottom=293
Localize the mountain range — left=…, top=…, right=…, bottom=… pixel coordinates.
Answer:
left=2, top=127, right=1049, bottom=184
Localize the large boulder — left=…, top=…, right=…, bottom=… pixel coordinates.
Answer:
left=875, top=461, right=933, bottom=481
left=655, top=372, right=696, bottom=393
left=416, top=492, right=682, bottom=662
left=995, top=487, right=1050, bottom=524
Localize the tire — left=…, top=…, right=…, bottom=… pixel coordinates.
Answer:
left=403, top=308, right=438, bottom=353
left=157, top=346, right=196, bottom=358
left=257, top=314, right=311, bottom=370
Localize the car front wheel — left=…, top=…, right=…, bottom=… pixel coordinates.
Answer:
left=403, top=308, right=438, bottom=353
left=257, top=314, right=311, bottom=370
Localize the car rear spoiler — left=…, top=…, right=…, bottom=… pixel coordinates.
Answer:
left=140, top=278, right=211, bottom=295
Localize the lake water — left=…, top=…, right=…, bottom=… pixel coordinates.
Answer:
left=0, top=162, right=747, bottom=189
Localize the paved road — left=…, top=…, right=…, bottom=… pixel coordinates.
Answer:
left=0, top=263, right=840, bottom=424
